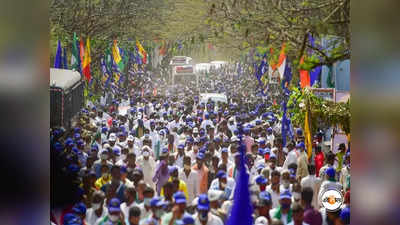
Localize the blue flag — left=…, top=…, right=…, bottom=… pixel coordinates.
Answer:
left=226, top=128, right=253, bottom=225
left=308, top=34, right=322, bottom=86
left=54, top=40, right=62, bottom=68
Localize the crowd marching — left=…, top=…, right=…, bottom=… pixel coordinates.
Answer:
left=51, top=68, right=350, bottom=225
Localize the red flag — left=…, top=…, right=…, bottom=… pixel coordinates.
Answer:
left=82, top=37, right=91, bottom=81
left=299, top=56, right=310, bottom=88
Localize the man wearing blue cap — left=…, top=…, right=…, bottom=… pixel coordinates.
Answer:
left=317, top=167, right=342, bottom=208
left=209, top=170, right=234, bottom=200
left=96, top=198, right=124, bottom=225
left=255, top=191, right=273, bottom=225
left=161, top=166, right=189, bottom=200
left=270, top=190, right=293, bottom=225
left=194, top=194, right=223, bottom=225
left=174, top=143, right=186, bottom=168
left=175, top=215, right=195, bottom=225
left=283, top=142, right=298, bottom=170
left=139, top=197, right=165, bottom=225
left=160, top=192, right=191, bottom=225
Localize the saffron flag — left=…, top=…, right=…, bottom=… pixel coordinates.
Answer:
left=304, top=110, right=313, bottom=159
left=112, top=40, right=125, bottom=71
left=226, top=130, right=253, bottom=225
left=54, top=40, right=62, bottom=68
left=136, top=40, right=147, bottom=64
left=277, top=43, right=287, bottom=79
left=82, top=37, right=91, bottom=81
left=300, top=56, right=310, bottom=88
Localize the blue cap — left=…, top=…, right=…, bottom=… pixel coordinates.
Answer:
left=216, top=170, right=227, bottom=179
left=120, top=166, right=127, bottom=173
left=257, top=138, right=266, bottom=145
left=296, top=128, right=303, bottom=135
left=243, top=128, right=250, bottom=134
left=74, top=127, right=81, bottom=133
left=255, top=120, right=262, bottom=125
left=113, top=147, right=120, bottom=156
left=269, top=153, right=277, bottom=159
left=54, top=142, right=64, bottom=151
left=176, top=215, right=195, bottom=225
left=178, top=144, right=185, bottom=149
left=101, top=127, right=108, bottom=133
left=259, top=191, right=272, bottom=202
left=221, top=148, right=228, bottom=153
left=150, top=197, right=164, bottom=207
left=63, top=213, right=82, bottom=225
left=340, top=207, right=350, bottom=224
left=267, top=127, right=273, bottom=132
left=68, top=164, right=80, bottom=173
left=108, top=198, right=121, bottom=213
left=296, top=142, right=305, bottom=149
left=72, top=202, right=86, bottom=215
left=258, top=148, right=267, bottom=155
left=325, top=167, right=336, bottom=178
left=76, top=139, right=84, bottom=146
left=91, top=145, right=99, bottom=151
left=74, top=133, right=80, bottom=139
left=197, top=194, right=210, bottom=210
left=196, top=152, right=205, bottom=160
left=214, top=137, right=221, bottom=142
left=168, top=166, right=178, bottom=174
left=256, top=164, right=266, bottom=170
left=279, top=190, right=292, bottom=200
left=161, top=148, right=169, bottom=155
left=173, top=191, right=187, bottom=204
left=255, top=175, right=268, bottom=185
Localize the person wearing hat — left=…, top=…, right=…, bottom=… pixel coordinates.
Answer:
left=266, top=170, right=282, bottom=209
left=175, top=215, right=195, bottom=225
left=160, top=192, right=191, bottom=225
left=86, top=191, right=107, bottom=225
left=63, top=213, right=83, bottom=225
left=71, top=202, right=87, bottom=224
left=337, top=207, right=350, bottom=225
left=192, top=152, right=209, bottom=194
left=255, top=175, right=268, bottom=192
left=207, top=189, right=224, bottom=219
left=161, top=166, right=189, bottom=200
left=217, top=148, right=232, bottom=170
left=137, top=146, right=156, bottom=188
left=174, top=143, right=186, bottom=168
left=201, top=113, right=213, bottom=130
left=209, top=170, right=235, bottom=200
left=255, top=191, right=273, bottom=225
left=178, top=156, right=199, bottom=203
left=193, top=194, right=223, bottom=225
left=139, top=197, right=165, bottom=225
left=269, top=190, right=293, bottom=225
left=96, top=197, right=125, bottom=225
left=227, top=117, right=236, bottom=134
left=317, top=167, right=342, bottom=208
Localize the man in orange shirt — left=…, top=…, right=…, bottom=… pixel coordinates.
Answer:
left=192, top=152, right=209, bottom=194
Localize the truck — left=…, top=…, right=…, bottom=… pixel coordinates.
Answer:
left=50, top=68, right=84, bottom=129
left=169, top=56, right=198, bottom=88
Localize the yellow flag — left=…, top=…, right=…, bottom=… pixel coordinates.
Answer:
left=304, top=110, right=313, bottom=159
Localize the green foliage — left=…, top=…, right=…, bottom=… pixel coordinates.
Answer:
left=287, top=88, right=350, bottom=134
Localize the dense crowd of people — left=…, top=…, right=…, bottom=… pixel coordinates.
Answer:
left=51, top=69, right=350, bottom=225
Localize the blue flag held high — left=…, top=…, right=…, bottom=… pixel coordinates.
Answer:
left=226, top=125, right=253, bottom=225
left=54, top=40, right=62, bottom=68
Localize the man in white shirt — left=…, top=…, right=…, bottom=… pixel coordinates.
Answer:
left=121, top=187, right=139, bottom=221
left=282, top=142, right=298, bottom=170
left=179, top=156, right=199, bottom=203
left=318, top=167, right=343, bottom=208
left=85, top=191, right=107, bottom=225
left=269, top=190, right=293, bottom=225
left=266, top=170, right=282, bottom=209
left=174, top=143, right=186, bottom=168
left=136, top=146, right=156, bottom=188
left=201, top=113, right=213, bottom=130
left=300, top=164, right=322, bottom=209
